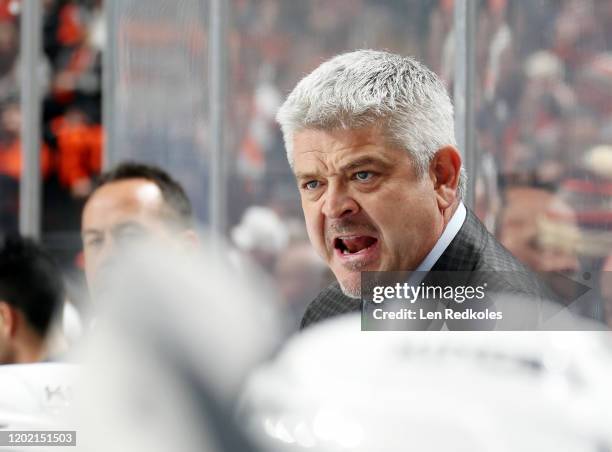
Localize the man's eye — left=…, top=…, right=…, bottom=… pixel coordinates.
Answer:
left=86, top=238, right=103, bottom=248
left=354, top=171, right=374, bottom=182
left=303, top=180, right=320, bottom=190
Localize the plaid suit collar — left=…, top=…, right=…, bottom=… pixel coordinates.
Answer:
left=430, top=208, right=488, bottom=272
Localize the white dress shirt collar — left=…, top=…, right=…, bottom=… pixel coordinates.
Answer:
left=415, top=202, right=467, bottom=272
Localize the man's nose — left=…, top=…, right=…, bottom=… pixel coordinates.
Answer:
left=321, top=183, right=359, bottom=219
left=93, top=237, right=124, bottom=282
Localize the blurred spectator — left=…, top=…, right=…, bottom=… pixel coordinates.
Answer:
left=498, top=187, right=579, bottom=274
left=479, top=0, right=515, bottom=103
left=0, top=234, right=64, bottom=364
left=0, top=99, right=52, bottom=232
left=427, top=0, right=455, bottom=84
left=0, top=19, right=18, bottom=90
left=549, top=145, right=612, bottom=319
left=574, top=52, right=612, bottom=118
left=45, top=0, right=102, bottom=120
left=52, top=106, right=102, bottom=198
left=81, top=162, right=198, bottom=299
left=562, top=106, right=601, bottom=169
left=0, top=99, right=53, bottom=180
left=552, top=0, right=604, bottom=76
left=556, top=145, right=612, bottom=259
left=497, top=186, right=583, bottom=303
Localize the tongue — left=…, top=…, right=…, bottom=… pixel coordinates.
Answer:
left=343, top=236, right=376, bottom=253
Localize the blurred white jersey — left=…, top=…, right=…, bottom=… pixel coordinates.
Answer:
left=242, top=314, right=612, bottom=452
left=0, top=363, right=78, bottom=431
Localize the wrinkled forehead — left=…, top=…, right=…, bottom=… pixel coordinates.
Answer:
left=291, top=126, right=409, bottom=174
left=82, top=179, right=167, bottom=230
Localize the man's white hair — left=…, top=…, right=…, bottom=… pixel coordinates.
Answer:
left=276, top=49, right=466, bottom=198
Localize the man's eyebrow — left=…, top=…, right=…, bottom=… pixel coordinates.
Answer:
left=295, top=157, right=393, bottom=180
left=294, top=171, right=319, bottom=181
left=82, top=221, right=145, bottom=237
left=339, top=157, right=392, bottom=172
left=82, top=229, right=102, bottom=237
left=112, top=221, right=145, bottom=232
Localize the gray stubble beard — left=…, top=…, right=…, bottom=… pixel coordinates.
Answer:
left=338, top=276, right=361, bottom=299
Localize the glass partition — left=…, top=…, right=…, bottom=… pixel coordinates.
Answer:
left=104, top=0, right=210, bottom=221
left=473, top=0, right=612, bottom=320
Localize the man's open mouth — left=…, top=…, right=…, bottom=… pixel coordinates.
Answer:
left=334, top=236, right=378, bottom=255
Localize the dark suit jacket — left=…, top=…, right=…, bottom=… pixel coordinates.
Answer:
left=300, top=208, right=548, bottom=329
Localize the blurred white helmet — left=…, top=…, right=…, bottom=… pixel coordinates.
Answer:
left=232, top=206, right=289, bottom=254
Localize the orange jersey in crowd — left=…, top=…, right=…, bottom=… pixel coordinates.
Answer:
left=52, top=118, right=102, bottom=189
left=0, top=139, right=52, bottom=180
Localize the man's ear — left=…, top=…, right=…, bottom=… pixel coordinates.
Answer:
left=430, top=146, right=462, bottom=210
left=0, top=301, right=17, bottom=338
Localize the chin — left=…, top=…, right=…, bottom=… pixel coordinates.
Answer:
left=338, top=274, right=362, bottom=299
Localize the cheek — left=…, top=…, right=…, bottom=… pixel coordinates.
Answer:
left=302, top=203, right=326, bottom=248
left=83, top=260, right=97, bottom=287
left=84, top=250, right=97, bottom=268
left=82, top=247, right=94, bottom=267
left=361, top=195, right=399, bottom=233
left=304, top=214, right=323, bottom=248
left=83, top=247, right=102, bottom=276
left=375, top=197, right=428, bottom=243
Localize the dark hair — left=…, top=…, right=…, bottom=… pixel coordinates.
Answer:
left=95, top=162, right=194, bottom=229
left=0, top=235, right=64, bottom=337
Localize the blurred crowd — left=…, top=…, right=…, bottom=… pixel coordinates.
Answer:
left=0, top=0, right=102, bottom=248
left=0, top=0, right=611, bottom=325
